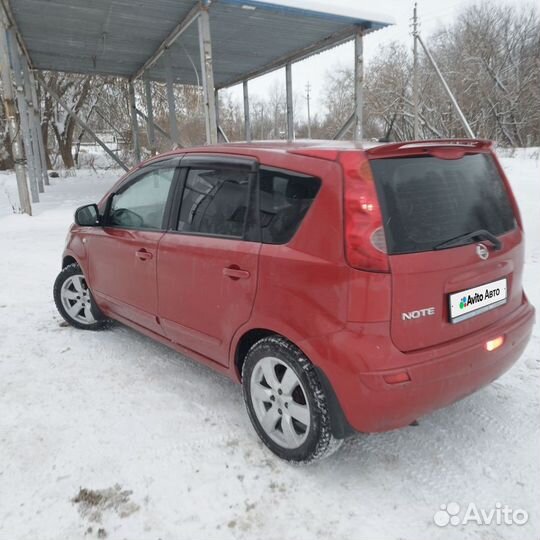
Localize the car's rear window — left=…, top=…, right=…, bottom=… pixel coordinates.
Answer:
left=370, top=153, right=516, bottom=254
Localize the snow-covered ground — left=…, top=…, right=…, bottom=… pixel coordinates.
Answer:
left=0, top=152, right=538, bottom=540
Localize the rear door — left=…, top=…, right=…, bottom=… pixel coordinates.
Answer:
left=368, top=142, right=524, bottom=352
left=157, top=155, right=260, bottom=365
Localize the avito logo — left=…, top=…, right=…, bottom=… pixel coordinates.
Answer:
left=459, top=292, right=484, bottom=310
left=434, top=502, right=528, bottom=527
left=459, top=287, right=501, bottom=310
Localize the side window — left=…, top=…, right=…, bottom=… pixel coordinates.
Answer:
left=177, top=167, right=250, bottom=237
left=259, top=168, right=321, bottom=244
left=109, top=168, right=175, bottom=229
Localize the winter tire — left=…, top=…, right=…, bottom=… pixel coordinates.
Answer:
left=53, top=263, right=108, bottom=331
left=242, top=336, right=342, bottom=463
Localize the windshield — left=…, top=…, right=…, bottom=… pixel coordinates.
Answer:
left=370, top=153, right=515, bottom=254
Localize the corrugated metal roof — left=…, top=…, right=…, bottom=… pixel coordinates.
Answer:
left=7, top=0, right=393, bottom=87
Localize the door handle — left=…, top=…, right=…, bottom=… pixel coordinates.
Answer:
left=135, top=249, right=153, bottom=261
left=223, top=265, right=250, bottom=280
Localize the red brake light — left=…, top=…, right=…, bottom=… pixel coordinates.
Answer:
left=340, top=152, right=389, bottom=272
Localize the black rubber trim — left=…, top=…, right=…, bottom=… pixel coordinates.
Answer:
left=313, top=366, right=355, bottom=439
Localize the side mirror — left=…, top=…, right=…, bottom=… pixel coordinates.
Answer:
left=74, top=204, right=100, bottom=227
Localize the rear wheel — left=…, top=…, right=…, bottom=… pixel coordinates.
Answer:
left=242, top=336, right=342, bottom=462
left=53, top=263, right=108, bottom=330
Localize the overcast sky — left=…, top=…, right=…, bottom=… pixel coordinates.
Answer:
left=226, top=0, right=530, bottom=120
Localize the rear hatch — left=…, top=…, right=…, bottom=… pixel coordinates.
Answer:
left=367, top=140, right=524, bottom=352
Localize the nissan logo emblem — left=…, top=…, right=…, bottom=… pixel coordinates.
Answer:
left=476, top=243, right=489, bottom=260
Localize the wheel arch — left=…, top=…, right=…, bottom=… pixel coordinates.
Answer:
left=234, top=327, right=278, bottom=381
left=233, top=327, right=353, bottom=440
left=62, top=255, right=78, bottom=268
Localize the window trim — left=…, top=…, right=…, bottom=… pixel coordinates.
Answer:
left=103, top=158, right=181, bottom=231
left=167, top=155, right=260, bottom=242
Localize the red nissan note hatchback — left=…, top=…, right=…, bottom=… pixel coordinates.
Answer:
left=54, top=139, right=535, bottom=462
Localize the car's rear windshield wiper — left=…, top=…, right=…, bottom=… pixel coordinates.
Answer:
left=434, top=229, right=502, bottom=251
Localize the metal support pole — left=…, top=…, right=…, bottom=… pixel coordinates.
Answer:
left=412, top=2, right=419, bottom=139
left=243, top=80, right=251, bottom=142
left=128, top=81, right=141, bottom=163
left=0, top=20, right=31, bottom=214
left=165, top=51, right=179, bottom=146
left=19, top=54, right=45, bottom=192
left=198, top=8, right=217, bottom=145
left=417, top=35, right=475, bottom=138
left=18, top=66, right=44, bottom=193
left=135, top=108, right=177, bottom=146
left=305, top=82, right=312, bottom=139
left=215, top=88, right=220, bottom=142
left=6, top=29, right=40, bottom=201
left=22, top=68, right=50, bottom=186
left=353, top=28, right=364, bottom=142
left=285, top=63, right=294, bottom=141
left=35, top=72, right=129, bottom=171
left=144, top=78, right=156, bottom=155
left=27, top=67, right=49, bottom=186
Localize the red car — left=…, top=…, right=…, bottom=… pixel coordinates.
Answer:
left=54, top=140, right=535, bottom=462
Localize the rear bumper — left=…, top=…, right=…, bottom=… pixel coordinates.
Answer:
left=307, top=300, right=535, bottom=433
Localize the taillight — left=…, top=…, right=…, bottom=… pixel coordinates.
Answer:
left=340, top=152, right=389, bottom=272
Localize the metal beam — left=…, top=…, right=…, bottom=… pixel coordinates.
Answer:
left=94, top=106, right=125, bottom=141
left=35, top=72, right=129, bottom=171
left=243, top=80, right=251, bottom=142
left=131, top=2, right=201, bottom=81
left=26, top=66, right=50, bottom=186
left=0, top=16, right=31, bottom=214
left=215, top=88, right=221, bottom=142
left=216, top=26, right=358, bottom=90
left=7, top=28, right=40, bottom=201
left=135, top=108, right=178, bottom=146
left=128, top=81, right=141, bottom=163
left=333, top=113, right=354, bottom=140
left=217, top=125, right=230, bottom=143
left=285, top=63, right=294, bottom=141
left=198, top=8, right=217, bottom=144
left=417, top=35, right=475, bottom=138
left=353, top=28, right=363, bottom=142
left=165, top=51, right=180, bottom=146
left=144, top=78, right=156, bottom=155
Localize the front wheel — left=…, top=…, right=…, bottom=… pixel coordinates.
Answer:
left=242, top=336, right=342, bottom=463
left=53, top=263, right=108, bottom=330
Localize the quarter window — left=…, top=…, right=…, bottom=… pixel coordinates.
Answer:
left=109, top=168, right=175, bottom=230
left=259, top=168, right=320, bottom=244
left=177, top=168, right=250, bottom=237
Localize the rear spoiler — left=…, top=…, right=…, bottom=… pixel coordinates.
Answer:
left=366, top=139, right=493, bottom=159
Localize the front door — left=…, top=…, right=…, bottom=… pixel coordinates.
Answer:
left=87, top=162, right=178, bottom=332
left=157, top=156, right=260, bottom=365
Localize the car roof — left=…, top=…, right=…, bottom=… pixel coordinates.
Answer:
left=142, top=139, right=385, bottom=166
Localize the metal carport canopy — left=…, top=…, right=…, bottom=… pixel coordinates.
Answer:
left=6, top=0, right=394, bottom=87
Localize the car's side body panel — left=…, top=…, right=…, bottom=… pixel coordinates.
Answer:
left=158, top=234, right=261, bottom=365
